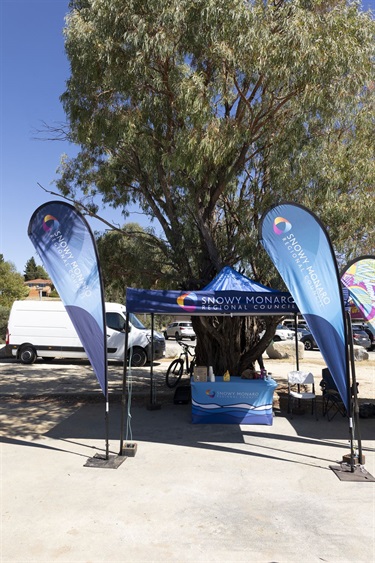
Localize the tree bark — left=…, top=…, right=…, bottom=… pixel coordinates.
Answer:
left=192, top=315, right=280, bottom=376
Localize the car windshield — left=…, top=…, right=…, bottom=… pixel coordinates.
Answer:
left=130, top=313, right=146, bottom=330
left=353, top=330, right=368, bottom=337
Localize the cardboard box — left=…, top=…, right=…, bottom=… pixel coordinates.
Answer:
left=193, top=366, right=207, bottom=382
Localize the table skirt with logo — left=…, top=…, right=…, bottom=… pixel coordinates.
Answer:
left=191, top=376, right=278, bottom=425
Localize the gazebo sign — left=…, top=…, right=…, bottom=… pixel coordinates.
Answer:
left=126, top=266, right=299, bottom=317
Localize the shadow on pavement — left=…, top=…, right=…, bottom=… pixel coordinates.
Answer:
left=2, top=396, right=374, bottom=472
left=1, top=435, right=89, bottom=459
left=42, top=402, right=373, bottom=468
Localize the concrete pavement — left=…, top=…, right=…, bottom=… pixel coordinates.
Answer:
left=1, top=352, right=375, bottom=562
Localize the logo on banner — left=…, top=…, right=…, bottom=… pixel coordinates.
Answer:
left=41, top=211, right=92, bottom=299
left=277, top=223, right=331, bottom=307
left=205, top=389, right=215, bottom=398
left=42, top=214, right=60, bottom=233
left=177, top=292, right=197, bottom=312
left=273, top=217, right=292, bottom=235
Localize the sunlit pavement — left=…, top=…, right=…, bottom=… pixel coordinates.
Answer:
left=1, top=345, right=375, bottom=562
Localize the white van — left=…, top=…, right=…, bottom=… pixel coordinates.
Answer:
left=6, top=300, right=165, bottom=367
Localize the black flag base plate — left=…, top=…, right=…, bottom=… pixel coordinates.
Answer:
left=84, top=453, right=126, bottom=469
left=329, top=463, right=375, bottom=482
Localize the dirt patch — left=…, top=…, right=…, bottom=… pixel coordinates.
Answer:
left=1, top=351, right=374, bottom=405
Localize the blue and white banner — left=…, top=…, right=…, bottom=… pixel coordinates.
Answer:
left=191, top=377, right=277, bottom=425
left=28, top=201, right=107, bottom=395
left=259, top=203, right=348, bottom=408
left=126, top=288, right=298, bottom=316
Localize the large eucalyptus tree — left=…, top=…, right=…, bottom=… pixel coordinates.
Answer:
left=57, top=0, right=374, bottom=373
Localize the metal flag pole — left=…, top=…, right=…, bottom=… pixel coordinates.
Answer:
left=105, top=366, right=109, bottom=460
left=294, top=313, right=299, bottom=371
left=346, top=311, right=363, bottom=466
left=119, top=312, right=130, bottom=455
left=328, top=289, right=373, bottom=480
left=148, top=313, right=161, bottom=410
left=345, top=312, right=356, bottom=472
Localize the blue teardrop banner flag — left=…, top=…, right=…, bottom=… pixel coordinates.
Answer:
left=259, top=202, right=349, bottom=408
left=28, top=201, right=107, bottom=396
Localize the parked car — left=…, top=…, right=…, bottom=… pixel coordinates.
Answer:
left=352, top=324, right=374, bottom=351
left=352, top=328, right=372, bottom=350
left=300, top=330, right=318, bottom=351
left=6, top=300, right=165, bottom=367
left=272, top=324, right=295, bottom=341
left=164, top=321, right=196, bottom=340
left=282, top=319, right=308, bottom=331
left=300, top=328, right=372, bottom=351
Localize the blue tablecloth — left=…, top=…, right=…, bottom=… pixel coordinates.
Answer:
left=191, top=376, right=278, bottom=425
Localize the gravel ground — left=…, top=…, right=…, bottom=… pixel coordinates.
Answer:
left=1, top=341, right=374, bottom=406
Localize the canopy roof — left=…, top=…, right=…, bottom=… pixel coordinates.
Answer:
left=203, top=266, right=278, bottom=292
left=126, top=267, right=298, bottom=316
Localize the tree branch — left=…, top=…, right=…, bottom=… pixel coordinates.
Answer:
left=36, top=182, right=167, bottom=249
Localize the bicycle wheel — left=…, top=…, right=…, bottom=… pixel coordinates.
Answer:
left=166, top=358, right=184, bottom=388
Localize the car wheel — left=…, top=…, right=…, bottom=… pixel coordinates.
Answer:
left=164, top=331, right=169, bottom=340
left=175, top=332, right=181, bottom=340
left=273, top=336, right=281, bottom=342
left=19, top=345, right=37, bottom=364
left=304, top=339, right=313, bottom=351
left=130, top=347, right=147, bottom=367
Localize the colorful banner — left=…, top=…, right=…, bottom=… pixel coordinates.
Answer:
left=341, top=256, right=375, bottom=335
left=259, top=203, right=349, bottom=408
left=28, top=201, right=107, bottom=395
left=349, top=301, right=366, bottom=321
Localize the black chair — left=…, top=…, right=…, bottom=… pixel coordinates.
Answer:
left=320, top=368, right=347, bottom=421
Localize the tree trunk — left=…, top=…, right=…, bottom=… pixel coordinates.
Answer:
left=191, top=315, right=280, bottom=376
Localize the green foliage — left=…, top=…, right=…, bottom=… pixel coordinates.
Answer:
left=58, top=1, right=375, bottom=370
left=96, top=222, right=174, bottom=300
left=135, top=313, right=173, bottom=333
left=24, top=257, right=49, bottom=281
left=0, top=256, right=29, bottom=307
left=49, top=290, right=60, bottom=298
left=59, top=0, right=374, bottom=289
left=0, top=305, right=10, bottom=342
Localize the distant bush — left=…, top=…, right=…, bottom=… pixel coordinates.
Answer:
left=0, top=306, right=10, bottom=342
left=137, top=314, right=173, bottom=332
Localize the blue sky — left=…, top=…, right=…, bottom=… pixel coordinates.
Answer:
left=1, top=0, right=71, bottom=274
left=0, top=0, right=139, bottom=274
left=1, top=0, right=374, bottom=275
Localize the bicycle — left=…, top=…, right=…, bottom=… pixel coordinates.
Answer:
left=165, top=341, right=196, bottom=388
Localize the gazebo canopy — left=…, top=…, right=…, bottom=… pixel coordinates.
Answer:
left=126, top=267, right=298, bottom=316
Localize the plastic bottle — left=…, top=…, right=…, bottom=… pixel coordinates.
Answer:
left=208, top=366, right=215, bottom=382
